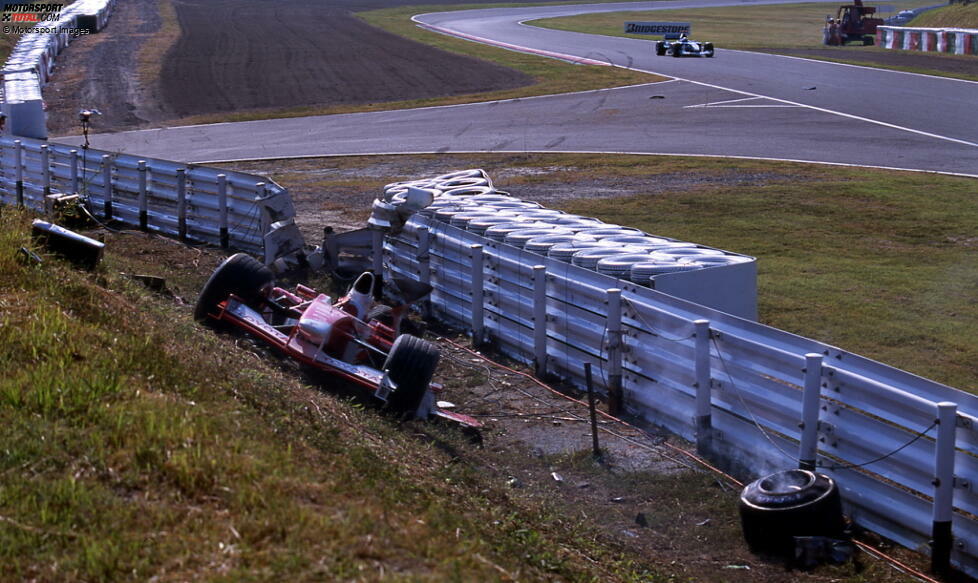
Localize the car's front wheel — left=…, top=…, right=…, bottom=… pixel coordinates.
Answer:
left=194, top=253, right=274, bottom=322
left=383, top=334, right=440, bottom=415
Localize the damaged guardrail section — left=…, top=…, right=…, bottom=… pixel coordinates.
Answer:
left=377, top=169, right=978, bottom=577
left=0, top=136, right=304, bottom=263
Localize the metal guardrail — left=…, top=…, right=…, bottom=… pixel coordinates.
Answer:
left=385, top=212, right=978, bottom=577
left=0, top=136, right=304, bottom=262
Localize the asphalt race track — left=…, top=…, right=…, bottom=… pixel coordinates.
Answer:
left=71, top=0, right=978, bottom=176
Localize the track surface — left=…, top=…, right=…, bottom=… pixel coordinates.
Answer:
left=415, top=0, right=978, bottom=146
left=73, top=0, right=978, bottom=175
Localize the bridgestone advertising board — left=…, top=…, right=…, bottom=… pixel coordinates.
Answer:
left=624, top=21, right=691, bottom=38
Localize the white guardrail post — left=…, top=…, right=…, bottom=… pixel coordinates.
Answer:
left=606, top=288, right=623, bottom=415
left=371, top=227, right=384, bottom=276
left=253, top=181, right=266, bottom=256
left=137, top=160, right=148, bottom=230
left=14, top=140, right=23, bottom=207
left=40, top=144, right=50, bottom=199
left=799, top=352, right=824, bottom=470
left=101, top=154, right=112, bottom=220
left=70, top=149, right=79, bottom=194
left=532, top=264, right=547, bottom=377
left=932, top=401, right=958, bottom=575
left=217, top=173, right=229, bottom=248
left=470, top=244, right=485, bottom=347
left=176, top=169, right=187, bottom=241
left=417, top=225, right=431, bottom=319
left=694, top=319, right=712, bottom=455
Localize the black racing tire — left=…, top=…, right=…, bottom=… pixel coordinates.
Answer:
left=193, top=253, right=274, bottom=322
left=367, top=304, right=393, bottom=324
left=383, top=334, right=440, bottom=415
left=704, top=42, right=715, bottom=56
left=738, top=469, right=846, bottom=557
left=655, top=41, right=666, bottom=56
left=672, top=46, right=682, bottom=57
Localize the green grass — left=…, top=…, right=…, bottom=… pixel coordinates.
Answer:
left=910, top=2, right=978, bottom=28
left=0, top=208, right=664, bottom=581
left=531, top=1, right=936, bottom=49
left=548, top=156, right=978, bottom=391
left=530, top=0, right=978, bottom=80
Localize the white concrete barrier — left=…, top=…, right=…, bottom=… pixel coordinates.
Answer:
left=878, top=26, right=978, bottom=55
left=1, top=0, right=119, bottom=138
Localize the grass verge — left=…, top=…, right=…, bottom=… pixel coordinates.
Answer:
left=910, top=2, right=978, bottom=28
left=0, top=207, right=662, bottom=581
left=531, top=0, right=978, bottom=81
left=551, top=157, right=978, bottom=391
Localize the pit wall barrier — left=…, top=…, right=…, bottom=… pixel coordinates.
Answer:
left=383, top=196, right=978, bottom=578
left=1, top=0, right=119, bottom=139
left=878, top=26, right=978, bottom=55
left=0, top=136, right=305, bottom=263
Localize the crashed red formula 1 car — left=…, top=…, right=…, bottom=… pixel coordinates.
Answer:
left=194, top=253, right=478, bottom=427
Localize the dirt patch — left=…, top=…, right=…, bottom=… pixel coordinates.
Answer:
left=427, top=337, right=927, bottom=583
left=159, top=0, right=532, bottom=119
left=758, top=47, right=978, bottom=77
left=44, top=0, right=170, bottom=137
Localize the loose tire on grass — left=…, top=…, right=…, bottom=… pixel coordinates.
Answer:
left=383, top=334, right=440, bottom=415
left=738, top=469, right=846, bottom=557
left=193, top=253, right=274, bottom=322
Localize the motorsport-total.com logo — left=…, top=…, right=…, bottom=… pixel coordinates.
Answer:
left=1, top=2, right=64, bottom=22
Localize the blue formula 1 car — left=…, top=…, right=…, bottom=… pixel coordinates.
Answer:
left=655, top=36, right=715, bottom=57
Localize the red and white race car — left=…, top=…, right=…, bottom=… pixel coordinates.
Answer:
left=195, top=253, right=478, bottom=428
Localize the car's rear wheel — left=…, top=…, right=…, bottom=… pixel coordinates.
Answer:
left=194, top=253, right=274, bottom=322
left=383, top=334, right=440, bottom=415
